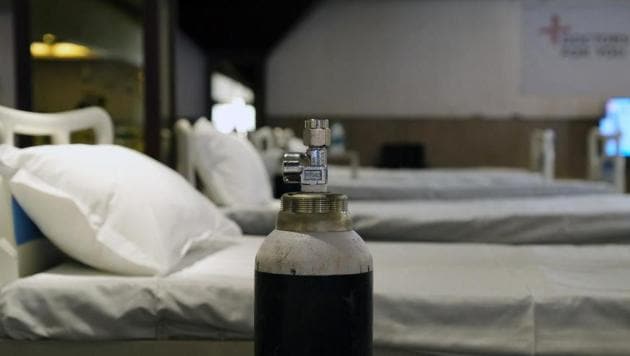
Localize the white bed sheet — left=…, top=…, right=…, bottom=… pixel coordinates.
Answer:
left=2, top=238, right=630, bottom=355
left=327, top=166, right=616, bottom=200
left=223, top=195, right=630, bottom=244
left=0, top=237, right=258, bottom=341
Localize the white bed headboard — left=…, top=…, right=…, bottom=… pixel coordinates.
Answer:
left=0, top=106, right=113, bottom=145
left=530, top=129, right=555, bottom=180
left=0, top=106, right=114, bottom=288
left=587, top=127, right=625, bottom=193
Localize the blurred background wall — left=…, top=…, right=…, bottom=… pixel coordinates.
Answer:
left=266, top=0, right=606, bottom=118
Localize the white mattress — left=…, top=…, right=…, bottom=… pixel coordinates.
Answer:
left=329, top=166, right=539, bottom=180
left=224, top=195, right=630, bottom=244
left=2, top=238, right=630, bottom=355
left=327, top=166, right=616, bottom=200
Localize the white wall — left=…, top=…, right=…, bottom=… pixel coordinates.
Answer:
left=175, top=31, right=207, bottom=118
left=0, top=0, right=15, bottom=107
left=266, top=0, right=605, bottom=118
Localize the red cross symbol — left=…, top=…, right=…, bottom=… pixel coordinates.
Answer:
left=539, top=14, right=570, bottom=45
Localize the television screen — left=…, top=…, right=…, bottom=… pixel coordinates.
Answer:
left=599, top=98, right=630, bottom=157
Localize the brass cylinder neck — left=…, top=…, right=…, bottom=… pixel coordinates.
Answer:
left=281, top=192, right=347, bottom=214
left=277, top=193, right=353, bottom=232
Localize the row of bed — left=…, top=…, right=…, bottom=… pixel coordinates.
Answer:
left=1, top=106, right=630, bottom=355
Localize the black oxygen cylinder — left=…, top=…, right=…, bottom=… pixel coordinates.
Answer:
left=254, top=193, right=373, bottom=356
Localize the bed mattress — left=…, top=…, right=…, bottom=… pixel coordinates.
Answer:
left=327, top=167, right=616, bottom=200
left=328, top=166, right=541, bottom=181
left=2, top=238, right=630, bottom=355
left=224, top=195, right=630, bottom=244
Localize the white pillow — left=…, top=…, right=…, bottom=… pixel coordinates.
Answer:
left=0, top=144, right=242, bottom=276
left=194, top=118, right=273, bottom=206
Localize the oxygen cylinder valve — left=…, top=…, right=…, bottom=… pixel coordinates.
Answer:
left=282, top=118, right=331, bottom=192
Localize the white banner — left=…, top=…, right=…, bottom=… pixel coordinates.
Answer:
left=522, top=0, right=630, bottom=95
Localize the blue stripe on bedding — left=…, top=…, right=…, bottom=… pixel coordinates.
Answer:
left=12, top=197, right=44, bottom=246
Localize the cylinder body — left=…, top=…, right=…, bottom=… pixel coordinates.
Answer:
left=255, top=229, right=373, bottom=356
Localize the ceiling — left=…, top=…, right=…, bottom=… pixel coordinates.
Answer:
left=109, top=0, right=319, bottom=86
left=178, top=0, right=319, bottom=84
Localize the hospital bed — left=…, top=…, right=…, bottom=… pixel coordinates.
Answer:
left=2, top=108, right=630, bottom=355
left=0, top=106, right=253, bottom=355
left=223, top=194, right=630, bottom=242
left=325, top=127, right=625, bottom=199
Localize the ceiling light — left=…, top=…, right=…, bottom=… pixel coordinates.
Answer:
left=30, top=34, right=93, bottom=59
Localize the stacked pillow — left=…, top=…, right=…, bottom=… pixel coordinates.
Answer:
left=0, top=144, right=242, bottom=276
left=193, top=118, right=274, bottom=207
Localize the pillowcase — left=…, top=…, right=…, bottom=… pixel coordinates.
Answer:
left=0, top=144, right=242, bottom=276
left=193, top=118, right=273, bottom=207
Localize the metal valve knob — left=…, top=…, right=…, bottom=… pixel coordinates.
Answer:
left=303, top=118, right=331, bottom=147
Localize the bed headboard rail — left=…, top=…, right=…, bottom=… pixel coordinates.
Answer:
left=587, top=127, right=625, bottom=193
left=0, top=105, right=113, bottom=145
left=529, top=129, right=555, bottom=180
